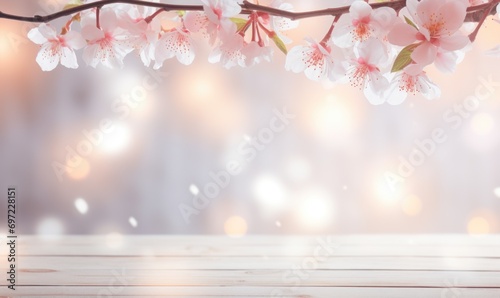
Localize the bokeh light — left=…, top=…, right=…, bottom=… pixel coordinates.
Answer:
left=306, top=94, right=359, bottom=139
left=66, top=158, right=91, bottom=180
left=494, top=187, right=500, bottom=198
left=467, top=216, right=490, bottom=235
left=295, top=188, right=334, bottom=230
left=374, top=176, right=403, bottom=205
left=74, top=198, right=89, bottom=214
left=253, top=174, right=287, bottom=213
left=99, top=123, right=131, bottom=154
left=285, top=156, right=311, bottom=182
left=129, top=217, right=138, bottom=228
left=470, top=112, right=494, bottom=136
left=189, top=184, right=200, bottom=196
left=401, top=194, right=423, bottom=217
left=224, top=216, right=248, bottom=238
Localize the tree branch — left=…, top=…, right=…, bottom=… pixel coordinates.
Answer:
left=0, top=0, right=497, bottom=24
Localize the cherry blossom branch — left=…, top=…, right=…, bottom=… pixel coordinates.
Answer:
left=95, top=7, right=101, bottom=29
left=0, top=0, right=497, bottom=24
left=469, top=0, right=499, bottom=41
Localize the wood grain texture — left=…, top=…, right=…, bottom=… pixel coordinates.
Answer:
left=1, top=235, right=500, bottom=297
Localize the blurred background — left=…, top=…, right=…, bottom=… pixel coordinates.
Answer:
left=1, top=0, right=500, bottom=236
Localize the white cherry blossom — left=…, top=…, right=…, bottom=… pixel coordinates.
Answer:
left=154, top=27, right=196, bottom=68
left=285, top=38, right=345, bottom=81
left=28, top=23, right=86, bottom=71
left=81, top=8, right=134, bottom=68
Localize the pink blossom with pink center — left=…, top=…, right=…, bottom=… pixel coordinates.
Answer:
left=241, top=41, right=274, bottom=67
left=285, top=38, right=345, bottom=81
left=28, top=23, right=86, bottom=71
left=121, top=5, right=162, bottom=67
left=386, top=64, right=440, bottom=105
left=154, top=28, right=196, bottom=68
left=208, top=31, right=246, bottom=69
left=347, top=38, right=389, bottom=104
left=254, top=0, right=299, bottom=44
left=332, top=1, right=397, bottom=48
left=388, top=0, right=469, bottom=66
left=81, top=8, right=134, bottom=68
left=201, top=0, right=242, bottom=33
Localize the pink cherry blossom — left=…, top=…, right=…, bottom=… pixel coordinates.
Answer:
left=346, top=38, right=389, bottom=104
left=285, top=38, right=345, bottom=81
left=434, top=48, right=465, bottom=73
left=241, top=41, right=274, bottom=67
left=466, top=0, right=488, bottom=6
left=28, top=23, right=86, bottom=71
left=201, top=0, right=242, bottom=33
left=255, top=0, right=299, bottom=44
left=332, top=1, right=397, bottom=48
left=386, top=64, right=440, bottom=105
left=154, top=27, right=196, bottom=68
left=122, top=5, right=163, bottom=67
left=208, top=31, right=246, bottom=69
left=185, top=0, right=241, bottom=45
left=388, top=0, right=469, bottom=66
left=81, top=8, right=134, bottom=68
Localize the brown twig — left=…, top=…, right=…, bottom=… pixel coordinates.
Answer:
left=0, top=0, right=497, bottom=24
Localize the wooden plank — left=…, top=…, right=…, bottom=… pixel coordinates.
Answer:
left=6, top=286, right=500, bottom=297
left=15, top=244, right=500, bottom=257
left=12, top=235, right=500, bottom=257
left=7, top=269, right=500, bottom=287
left=2, top=235, right=500, bottom=297
left=16, top=235, right=500, bottom=246
left=16, top=255, right=500, bottom=271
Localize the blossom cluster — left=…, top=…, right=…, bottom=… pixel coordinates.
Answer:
left=27, top=0, right=500, bottom=104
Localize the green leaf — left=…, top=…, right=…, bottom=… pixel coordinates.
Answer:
left=177, top=10, right=186, bottom=18
left=404, top=16, right=418, bottom=30
left=391, top=43, right=419, bottom=73
left=230, top=17, right=249, bottom=31
left=63, top=0, right=84, bottom=10
left=271, top=33, right=287, bottom=55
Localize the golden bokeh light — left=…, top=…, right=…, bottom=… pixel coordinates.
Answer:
left=309, top=94, right=357, bottom=138
left=224, top=216, right=248, bottom=238
left=66, top=158, right=91, bottom=180
left=467, top=216, right=490, bottom=235
left=402, top=194, right=423, bottom=216
left=374, top=176, right=403, bottom=205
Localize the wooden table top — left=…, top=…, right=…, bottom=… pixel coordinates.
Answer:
left=1, top=235, right=500, bottom=297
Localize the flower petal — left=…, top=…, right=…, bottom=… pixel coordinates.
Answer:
left=439, top=1, right=467, bottom=34
left=350, top=1, right=372, bottom=20
left=81, top=25, right=105, bottom=41
left=28, top=28, right=47, bottom=45
left=64, top=31, right=86, bottom=50
left=439, top=34, right=469, bottom=51
left=38, top=23, right=57, bottom=40
left=417, top=76, right=441, bottom=99
left=60, top=47, right=79, bottom=69
left=388, top=23, right=418, bottom=46
left=411, top=42, right=437, bottom=65
left=36, top=43, right=60, bottom=71
left=285, top=45, right=309, bottom=73
left=417, top=0, right=446, bottom=26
